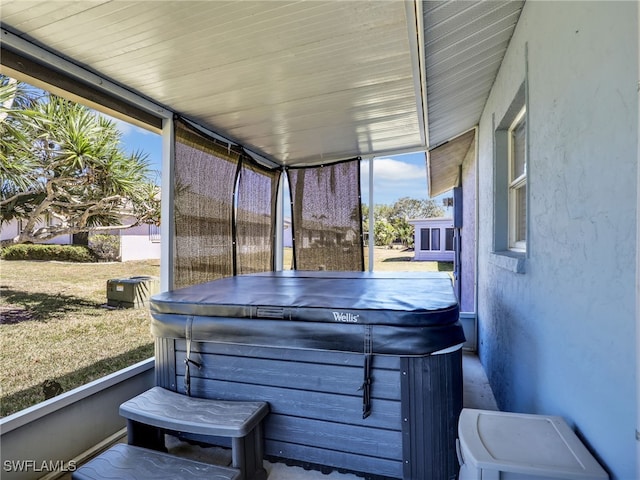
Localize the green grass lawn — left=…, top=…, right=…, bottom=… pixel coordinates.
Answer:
left=0, top=250, right=449, bottom=417
left=0, top=259, right=159, bottom=417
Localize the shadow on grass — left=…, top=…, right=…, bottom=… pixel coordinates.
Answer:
left=437, top=261, right=454, bottom=272
left=381, top=256, right=413, bottom=263
left=0, top=343, right=154, bottom=417
left=0, top=288, right=100, bottom=324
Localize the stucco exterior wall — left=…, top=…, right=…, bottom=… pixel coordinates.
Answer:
left=476, top=2, right=637, bottom=479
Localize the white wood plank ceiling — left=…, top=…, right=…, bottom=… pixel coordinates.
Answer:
left=0, top=0, right=523, bottom=182
left=422, top=0, right=524, bottom=195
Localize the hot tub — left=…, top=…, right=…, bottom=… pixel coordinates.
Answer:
left=150, top=271, right=465, bottom=480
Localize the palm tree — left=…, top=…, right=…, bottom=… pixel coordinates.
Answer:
left=0, top=77, right=44, bottom=212
left=0, top=76, right=159, bottom=242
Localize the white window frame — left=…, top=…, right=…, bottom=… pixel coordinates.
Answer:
left=508, top=106, right=527, bottom=252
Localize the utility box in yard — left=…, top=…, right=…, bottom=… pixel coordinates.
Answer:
left=107, top=276, right=159, bottom=308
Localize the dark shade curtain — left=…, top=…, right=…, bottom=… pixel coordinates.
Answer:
left=287, top=158, right=364, bottom=271
left=173, top=118, right=239, bottom=289
left=236, top=158, right=280, bottom=275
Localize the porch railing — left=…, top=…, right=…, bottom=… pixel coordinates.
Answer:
left=0, top=358, right=154, bottom=480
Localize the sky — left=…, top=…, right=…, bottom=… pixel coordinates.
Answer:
left=361, top=153, right=441, bottom=206
left=111, top=116, right=453, bottom=210
left=107, top=116, right=164, bottom=180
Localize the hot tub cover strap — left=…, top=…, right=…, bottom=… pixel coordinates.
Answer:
left=184, top=316, right=201, bottom=396
left=360, top=325, right=373, bottom=419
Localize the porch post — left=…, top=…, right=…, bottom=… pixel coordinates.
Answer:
left=274, top=171, right=285, bottom=271
left=368, top=156, right=375, bottom=272
left=160, top=116, right=175, bottom=292
left=636, top=3, right=640, bottom=472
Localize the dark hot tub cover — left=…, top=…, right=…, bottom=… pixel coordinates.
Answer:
left=150, top=271, right=464, bottom=356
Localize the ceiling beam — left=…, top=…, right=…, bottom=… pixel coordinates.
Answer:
left=1, top=48, right=163, bottom=133
left=1, top=28, right=171, bottom=123
left=404, top=0, right=429, bottom=150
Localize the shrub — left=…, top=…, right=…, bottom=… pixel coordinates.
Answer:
left=1, top=244, right=97, bottom=262
left=89, top=234, right=121, bottom=262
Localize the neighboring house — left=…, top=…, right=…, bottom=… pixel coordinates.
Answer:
left=0, top=218, right=72, bottom=246
left=0, top=217, right=161, bottom=262
left=409, top=218, right=454, bottom=262
left=116, top=221, right=161, bottom=262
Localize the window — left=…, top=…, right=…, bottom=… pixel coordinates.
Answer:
left=508, top=107, right=527, bottom=251
left=430, top=228, right=440, bottom=251
left=421, top=227, right=446, bottom=251
left=420, top=228, right=430, bottom=250
left=493, top=81, right=527, bottom=269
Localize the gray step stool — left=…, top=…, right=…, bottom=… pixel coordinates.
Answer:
left=120, top=387, right=269, bottom=480
left=73, top=443, right=241, bottom=480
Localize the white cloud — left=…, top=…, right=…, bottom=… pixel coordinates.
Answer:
left=362, top=157, right=425, bottom=181
left=361, top=156, right=429, bottom=205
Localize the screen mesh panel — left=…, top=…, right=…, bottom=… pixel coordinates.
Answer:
left=288, top=159, right=364, bottom=271
left=173, top=119, right=239, bottom=289
left=236, top=159, right=280, bottom=274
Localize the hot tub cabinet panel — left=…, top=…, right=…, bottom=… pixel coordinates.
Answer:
left=150, top=272, right=464, bottom=480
